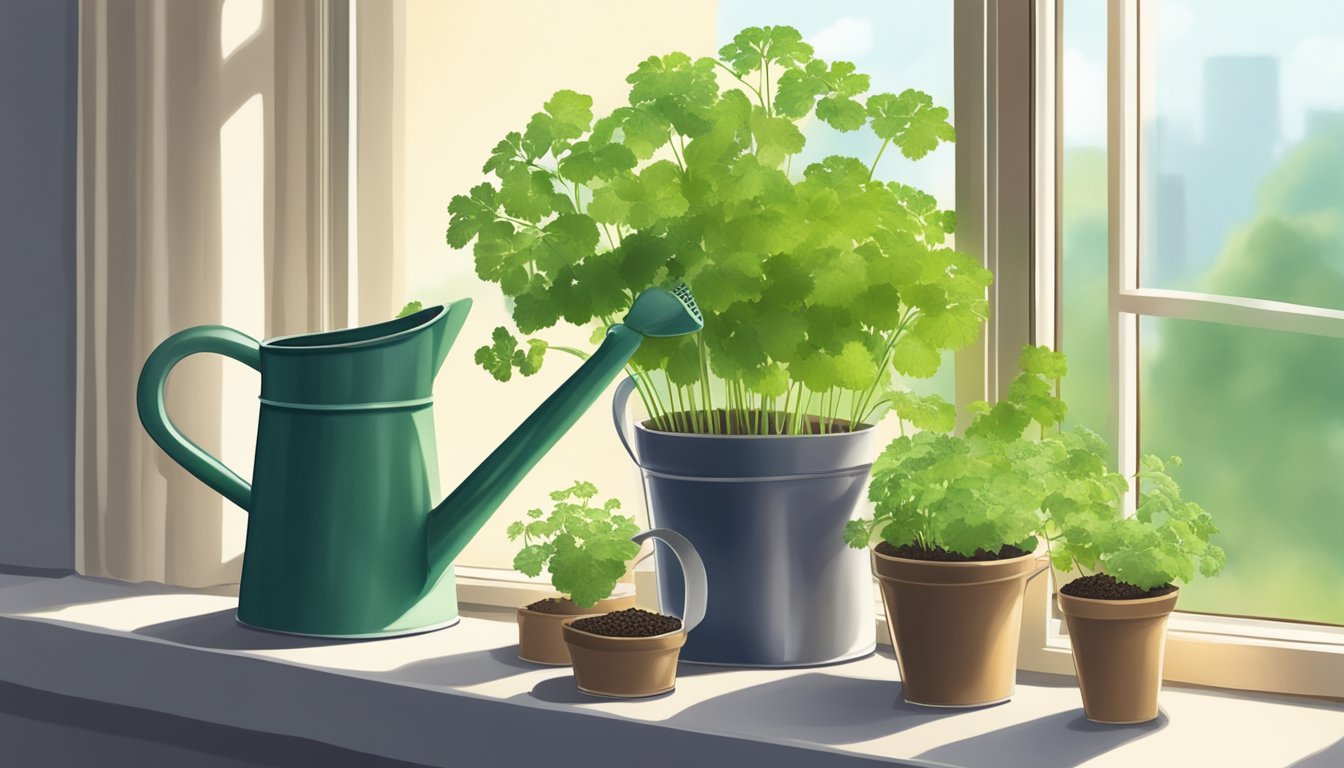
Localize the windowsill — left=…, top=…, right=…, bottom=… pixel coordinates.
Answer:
left=0, top=573, right=1340, bottom=767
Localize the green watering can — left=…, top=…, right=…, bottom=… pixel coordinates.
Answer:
left=137, top=285, right=702, bottom=638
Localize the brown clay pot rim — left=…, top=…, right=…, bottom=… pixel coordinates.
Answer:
left=872, top=547, right=1044, bottom=587
left=561, top=620, right=687, bottom=650
left=871, top=546, right=1038, bottom=568
left=1058, top=587, right=1180, bottom=620
left=516, top=604, right=609, bottom=618
left=515, top=591, right=636, bottom=618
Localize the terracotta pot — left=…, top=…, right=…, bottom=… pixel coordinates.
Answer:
left=872, top=547, right=1046, bottom=707
left=562, top=623, right=687, bottom=697
left=1058, top=587, right=1179, bottom=724
left=516, top=592, right=636, bottom=665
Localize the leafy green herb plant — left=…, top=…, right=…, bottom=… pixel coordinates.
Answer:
left=446, top=25, right=990, bottom=435
left=507, top=481, right=641, bottom=608
left=844, top=346, right=1069, bottom=557
left=1043, top=453, right=1225, bottom=591
left=846, top=343, right=1225, bottom=591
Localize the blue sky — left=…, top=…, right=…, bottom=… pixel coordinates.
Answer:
left=717, top=0, right=956, bottom=206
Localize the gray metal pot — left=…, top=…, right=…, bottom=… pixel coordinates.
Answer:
left=612, top=378, right=876, bottom=667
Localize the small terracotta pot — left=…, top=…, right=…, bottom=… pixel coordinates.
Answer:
left=560, top=528, right=708, bottom=698
left=873, top=547, right=1046, bottom=707
left=1058, top=587, right=1179, bottom=724
left=517, top=593, right=636, bottom=665
left=562, top=623, right=687, bottom=697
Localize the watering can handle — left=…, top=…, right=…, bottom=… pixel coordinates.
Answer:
left=612, top=376, right=642, bottom=467
left=136, top=325, right=260, bottom=512
left=632, top=528, right=707, bottom=633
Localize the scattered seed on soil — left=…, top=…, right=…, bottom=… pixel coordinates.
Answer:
left=570, top=608, right=682, bottom=638
left=526, top=597, right=576, bottom=614
left=1061, top=573, right=1176, bottom=600
left=876, top=541, right=1030, bottom=562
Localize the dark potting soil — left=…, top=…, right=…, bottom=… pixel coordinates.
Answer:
left=642, top=409, right=864, bottom=435
left=525, top=597, right=576, bottom=614
left=569, top=608, right=682, bottom=638
left=875, top=540, right=1031, bottom=562
left=1060, top=573, right=1176, bottom=600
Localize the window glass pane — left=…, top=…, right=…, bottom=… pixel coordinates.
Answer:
left=1141, top=0, right=1344, bottom=311
left=1060, top=0, right=1111, bottom=445
left=1140, top=316, right=1344, bottom=625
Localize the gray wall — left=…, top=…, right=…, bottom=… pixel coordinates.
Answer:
left=0, top=0, right=79, bottom=572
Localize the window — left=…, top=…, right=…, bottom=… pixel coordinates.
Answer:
left=1044, top=0, right=1344, bottom=696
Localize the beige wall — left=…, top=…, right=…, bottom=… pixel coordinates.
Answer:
left=402, top=0, right=719, bottom=569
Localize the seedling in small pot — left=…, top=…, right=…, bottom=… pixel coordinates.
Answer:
left=508, top=481, right=641, bottom=664
left=843, top=346, right=1067, bottom=707
left=562, top=528, right=707, bottom=698
left=1042, top=452, right=1224, bottom=724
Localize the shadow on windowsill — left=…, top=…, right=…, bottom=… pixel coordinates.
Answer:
left=666, top=673, right=987, bottom=745
left=134, top=609, right=354, bottom=650
left=1291, top=736, right=1344, bottom=767
left=385, top=645, right=542, bottom=688
left=916, top=709, right=1168, bottom=768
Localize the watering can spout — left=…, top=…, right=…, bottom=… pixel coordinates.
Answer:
left=425, top=284, right=704, bottom=583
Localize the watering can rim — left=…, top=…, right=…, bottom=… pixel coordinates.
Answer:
left=260, top=298, right=471, bottom=353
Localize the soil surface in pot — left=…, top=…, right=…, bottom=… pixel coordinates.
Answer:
left=525, top=597, right=582, bottom=614
left=1060, top=573, right=1176, bottom=600
left=569, top=608, right=682, bottom=637
left=642, top=409, right=865, bottom=435
left=875, top=541, right=1030, bottom=562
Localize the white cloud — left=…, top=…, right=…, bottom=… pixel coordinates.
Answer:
left=1283, top=35, right=1344, bottom=141
left=809, top=16, right=875, bottom=61
left=1156, top=1, right=1196, bottom=45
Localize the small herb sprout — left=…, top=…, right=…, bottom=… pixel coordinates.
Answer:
left=507, top=481, right=641, bottom=607
left=845, top=346, right=1068, bottom=556
left=395, top=300, right=423, bottom=318
left=1043, top=453, right=1225, bottom=591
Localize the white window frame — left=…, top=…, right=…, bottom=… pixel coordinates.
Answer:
left=1012, top=0, right=1344, bottom=699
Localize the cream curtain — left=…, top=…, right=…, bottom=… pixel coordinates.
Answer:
left=76, top=0, right=403, bottom=587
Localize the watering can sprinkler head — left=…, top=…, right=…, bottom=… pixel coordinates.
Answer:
left=623, top=282, right=704, bottom=338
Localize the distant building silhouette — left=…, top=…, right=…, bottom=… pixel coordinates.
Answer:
left=1147, top=56, right=1280, bottom=287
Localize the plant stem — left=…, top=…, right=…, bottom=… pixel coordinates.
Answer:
left=546, top=345, right=591, bottom=361
left=867, top=137, right=892, bottom=181
left=497, top=214, right=543, bottom=231
left=668, top=128, right=686, bottom=173
left=764, top=60, right=772, bottom=115
left=624, top=365, right=661, bottom=431
left=712, top=59, right=764, bottom=104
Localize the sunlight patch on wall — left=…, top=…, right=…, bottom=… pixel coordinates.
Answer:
left=221, top=0, right=264, bottom=60
left=219, top=93, right=265, bottom=563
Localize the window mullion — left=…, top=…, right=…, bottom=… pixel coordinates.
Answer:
left=1107, top=0, right=1140, bottom=515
